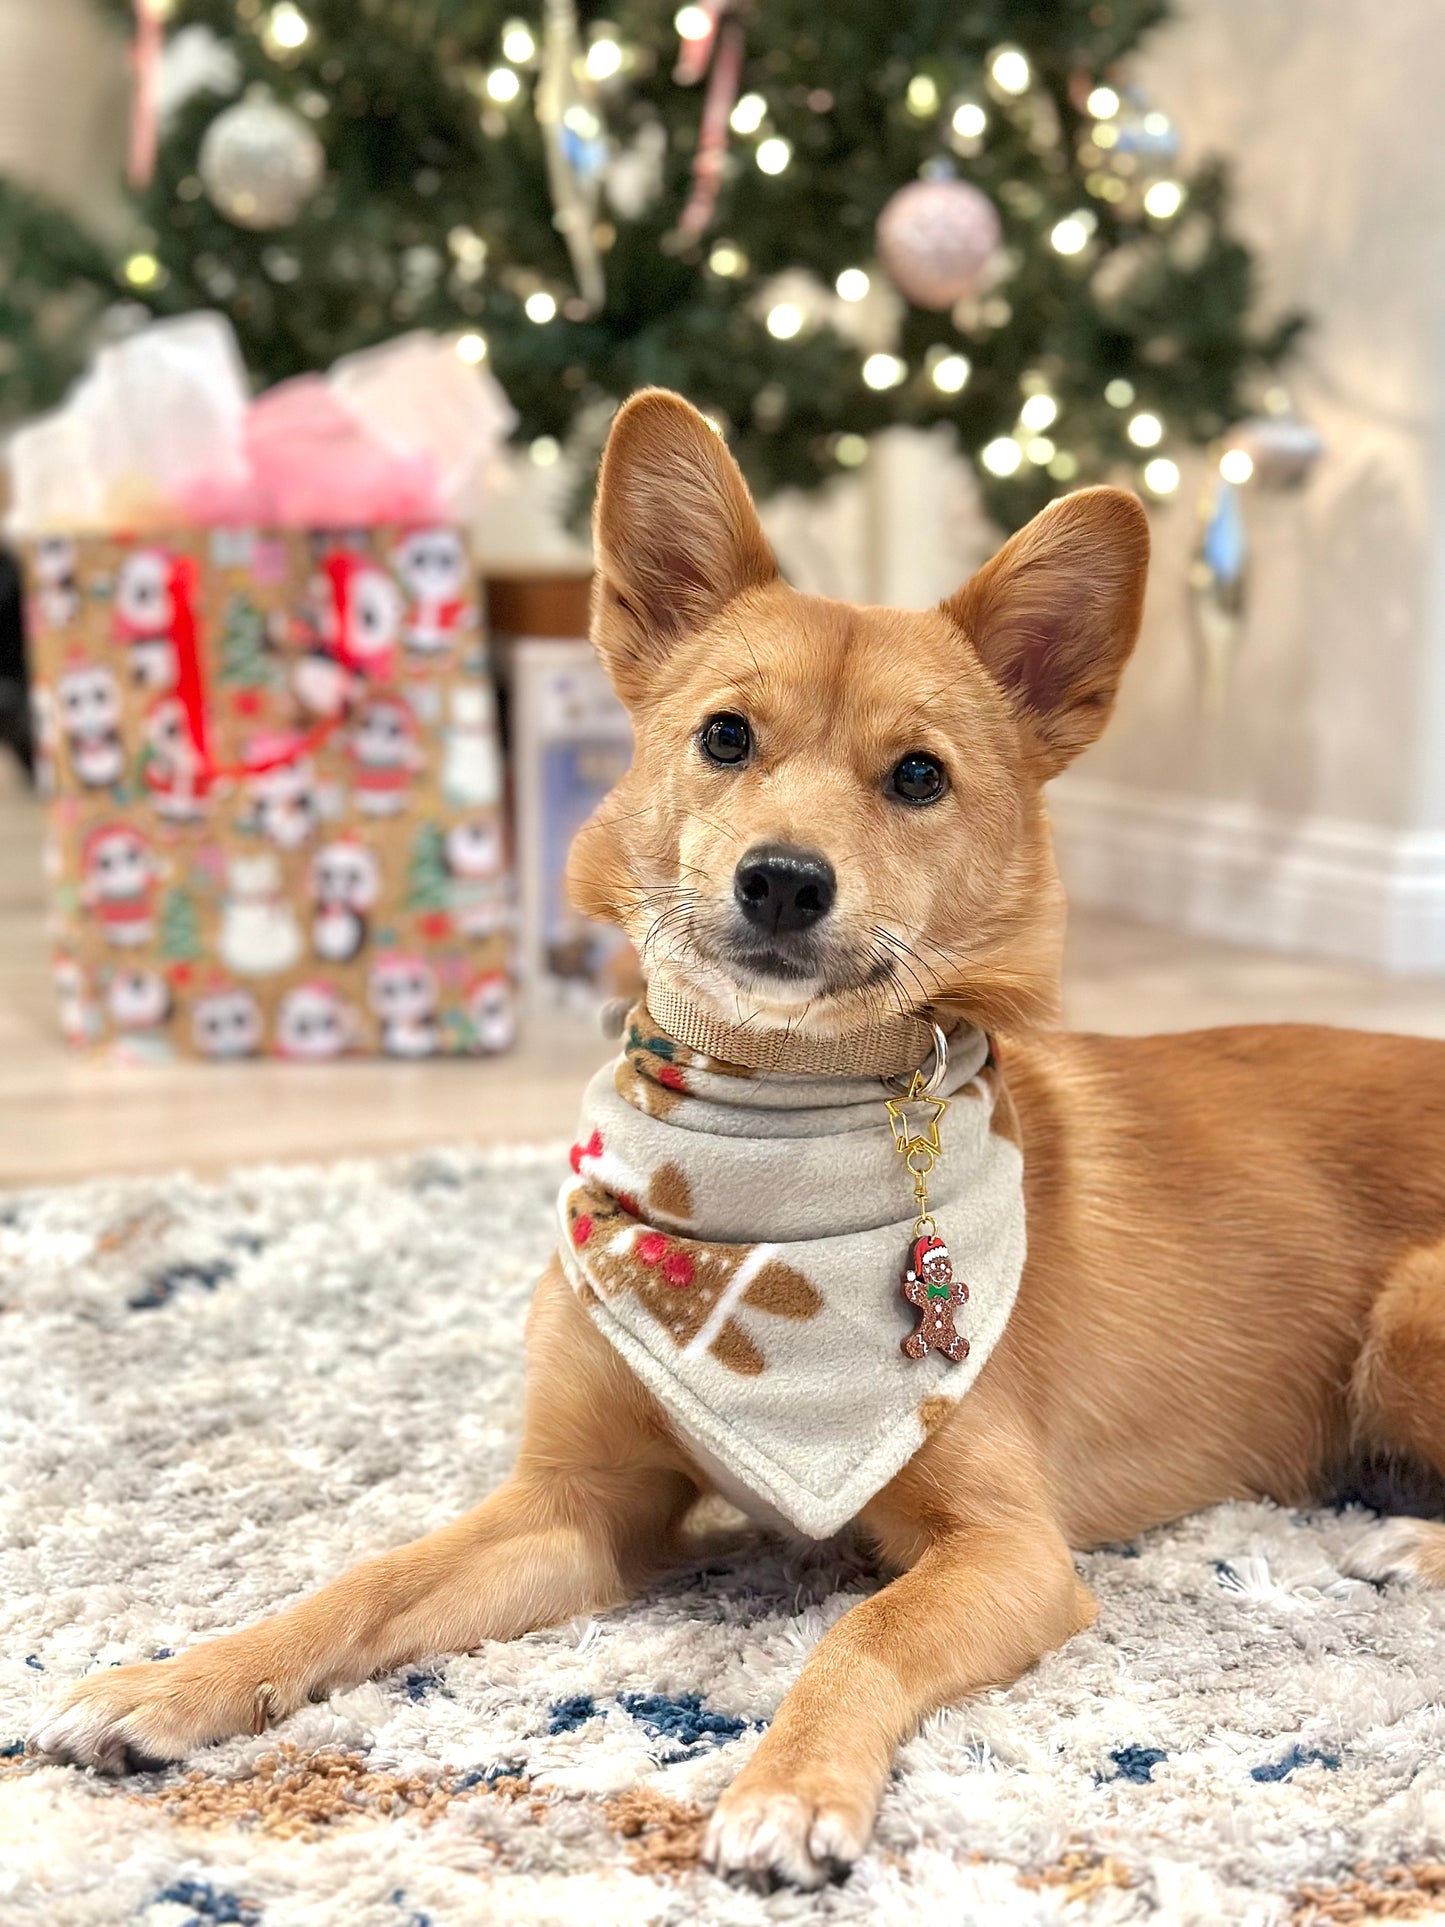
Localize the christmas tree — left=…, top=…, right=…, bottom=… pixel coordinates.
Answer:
left=0, top=0, right=1300, bottom=528
left=405, top=821, right=451, bottom=915
left=217, top=592, right=278, bottom=688
left=159, top=884, right=205, bottom=961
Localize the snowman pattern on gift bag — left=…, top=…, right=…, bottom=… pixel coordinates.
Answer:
left=219, top=852, right=303, bottom=977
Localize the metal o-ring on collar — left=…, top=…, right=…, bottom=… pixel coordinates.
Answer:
left=883, top=1017, right=949, bottom=1099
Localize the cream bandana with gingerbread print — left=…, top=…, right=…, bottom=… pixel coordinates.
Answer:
left=557, top=1007, right=1026, bottom=1539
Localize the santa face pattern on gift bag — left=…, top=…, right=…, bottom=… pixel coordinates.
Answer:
left=24, top=525, right=515, bottom=1059
left=57, top=659, right=125, bottom=791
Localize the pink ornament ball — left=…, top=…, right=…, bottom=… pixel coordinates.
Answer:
left=876, top=179, right=1002, bottom=310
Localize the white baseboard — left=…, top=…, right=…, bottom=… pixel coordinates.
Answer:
left=1048, top=780, right=1445, bottom=975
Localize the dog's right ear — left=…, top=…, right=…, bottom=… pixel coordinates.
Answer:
left=591, top=389, right=778, bottom=704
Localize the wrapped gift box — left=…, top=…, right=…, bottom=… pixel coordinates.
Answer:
left=24, top=525, right=516, bottom=1060
left=487, top=570, right=640, bottom=1009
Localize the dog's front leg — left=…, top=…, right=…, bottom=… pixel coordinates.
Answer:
left=704, top=1512, right=1096, bottom=1888
left=31, top=1263, right=697, bottom=1774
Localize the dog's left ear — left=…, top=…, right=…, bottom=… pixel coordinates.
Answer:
left=942, top=486, right=1149, bottom=776
left=591, top=389, right=778, bottom=704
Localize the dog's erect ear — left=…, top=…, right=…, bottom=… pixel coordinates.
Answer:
left=942, top=486, right=1149, bottom=776
left=591, top=389, right=778, bottom=703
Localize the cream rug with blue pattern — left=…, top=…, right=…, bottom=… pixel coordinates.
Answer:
left=4, top=1147, right=1445, bottom=1927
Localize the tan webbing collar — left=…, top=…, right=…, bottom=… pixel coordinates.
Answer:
left=644, top=975, right=941, bottom=1080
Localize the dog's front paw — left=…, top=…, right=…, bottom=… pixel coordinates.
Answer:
left=1344, top=1516, right=1445, bottom=1588
left=29, top=1645, right=279, bottom=1775
left=704, top=1773, right=873, bottom=1889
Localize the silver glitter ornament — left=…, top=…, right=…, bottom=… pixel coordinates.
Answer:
left=199, top=87, right=325, bottom=231
left=876, top=177, right=1001, bottom=311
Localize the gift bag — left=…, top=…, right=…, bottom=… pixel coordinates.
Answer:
left=23, top=525, right=516, bottom=1061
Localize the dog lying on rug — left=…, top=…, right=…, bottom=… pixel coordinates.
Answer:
left=32, top=390, right=1445, bottom=1889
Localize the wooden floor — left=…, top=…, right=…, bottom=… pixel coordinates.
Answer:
left=4, top=759, right=1443, bottom=1186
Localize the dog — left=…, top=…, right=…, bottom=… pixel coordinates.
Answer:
left=31, top=390, right=1445, bottom=1889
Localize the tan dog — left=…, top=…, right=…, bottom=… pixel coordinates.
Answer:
left=32, top=391, right=1445, bottom=1889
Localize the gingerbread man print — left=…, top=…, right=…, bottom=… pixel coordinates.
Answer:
left=900, top=1232, right=970, bottom=1363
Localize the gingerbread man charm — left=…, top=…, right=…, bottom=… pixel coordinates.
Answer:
left=900, top=1232, right=970, bottom=1363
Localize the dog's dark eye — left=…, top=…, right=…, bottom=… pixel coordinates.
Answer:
left=700, top=712, right=751, bottom=767
left=889, top=752, right=948, bottom=805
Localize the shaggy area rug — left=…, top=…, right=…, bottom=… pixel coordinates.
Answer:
left=4, top=1148, right=1445, bottom=1927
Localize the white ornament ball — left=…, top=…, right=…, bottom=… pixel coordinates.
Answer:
left=876, top=178, right=1002, bottom=310
left=200, top=89, right=325, bottom=231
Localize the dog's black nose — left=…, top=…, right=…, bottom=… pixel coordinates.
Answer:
left=733, top=844, right=836, bottom=936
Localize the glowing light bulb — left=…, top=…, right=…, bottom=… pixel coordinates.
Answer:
left=767, top=302, right=803, bottom=340
left=265, top=3, right=309, bottom=52
left=730, top=92, right=766, bottom=135
left=835, top=268, right=870, bottom=302
left=1143, top=457, right=1180, bottom=494
left=1144, top=111, right=1171, bottom=136
left=952, top=101, right=987, bottom=139
left=1026, top=437, right=1056, bottom=465
left=931, top=354, right=971, bottom=394
left=1051, top=215, right=1091, bottom=255
left=1091, top=123, right=1119, bottom=150
left=1105, top=378, right=1135, bottom=408
left=455, top=332, right=488, bottom=363
left=1219, top=447, right=1254, bottom=485
left=486, top=66, right=521, bottom=102
left=675, top=6, right=711, bottom=40
left=990, top=47, right=1030, bottom=95
left=907, top=75, right=940, bottom=117
left=530, top=436, right=560, bottom=467
left=524, top=291, right=557, bottom=323
left=124, top=251, right=161, bottom=288
left=981, top=437, right=1024, bottom=476
left=836, top=434, right=868, bottom=467
left=501, top=19, right=535, bottom=61
left=1019, top=392, right=1058, bottom=432
left=1144, top=180, right=1185, bottom=219
left=862, top=353, right=906, bottom=390
left=1087, top=86, right=1120, bottom=118
left=449, top=226, right=487, bottom=266
left=709, top=243, right=745, bottom=277
left=585, top=37, right=623, bottom=81
left=1127, top=411, right=1163, bottom=448
left=1048, top=450, right=1079, bottom=481
left=756, top=137, right=791, bottom=175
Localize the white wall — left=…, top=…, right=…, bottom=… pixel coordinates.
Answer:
left=0, top=0, right=127, bottom=228
left=1047, top=0, right=1445, bottom=971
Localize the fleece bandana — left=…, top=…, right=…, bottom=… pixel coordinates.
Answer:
left=556, top=1006, right=1027, bottom=1539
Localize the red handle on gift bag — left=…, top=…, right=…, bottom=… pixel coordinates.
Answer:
left=169, top=549, right=360, bottom=789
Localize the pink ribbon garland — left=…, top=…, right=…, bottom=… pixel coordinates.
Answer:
left=677, top=17, right=745, bottom=240
left=128, top=0, right=166, bottom=192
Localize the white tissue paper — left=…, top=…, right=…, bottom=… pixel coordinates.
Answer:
left=6, top=313, right=517, bottom=537
left=328, top=331, right=517, bottom=528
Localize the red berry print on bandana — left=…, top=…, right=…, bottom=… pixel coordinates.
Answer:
left=661, top=1251, right=695, bottom=1289
left=572, top=1214, right=593, bottom=1246
left=570, top=1129, right=603, bottom=1175
left=638, top=1231, right=667, bottom=1265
